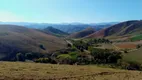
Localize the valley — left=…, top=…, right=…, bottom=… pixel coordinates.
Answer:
left=0, top=20, right=141, bottom=80
left=0, top=0, right=141, bottom=79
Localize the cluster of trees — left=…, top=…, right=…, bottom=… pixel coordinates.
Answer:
left=46, top=48, right=122, bottom=65
left=72, top=39, right=112, bottom=52
left=117, top=60, right=142, bottom=70
left=73, top=40, right=88, bottom=52
left=91, top=48, right=122, bottom=64
left=87, top=38, right=112, bottom=44
left=16, top=52, right=43, bottom=61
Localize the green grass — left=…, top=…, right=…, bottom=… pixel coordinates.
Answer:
left=0, top=62, right=142, bottom=80
left=131, top=34, right=142, bottom=41
left=123, top=47, right=142, bottom=63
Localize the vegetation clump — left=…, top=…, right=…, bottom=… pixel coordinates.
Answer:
left=13, top=38, right=142, bottom=71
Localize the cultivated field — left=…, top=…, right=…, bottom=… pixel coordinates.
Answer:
left=115, top=43, right=136, bottom=49
left=0, top=62, right=142, bottom=80
left=94, top=43, right=116, bottom=50
left=123, top=47, right=142, bottom=63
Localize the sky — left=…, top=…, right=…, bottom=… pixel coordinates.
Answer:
left=0, top=0, right=142, bottom=23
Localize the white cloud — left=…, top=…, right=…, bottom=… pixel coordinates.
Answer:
left=0, top=11, right=24, bottom=22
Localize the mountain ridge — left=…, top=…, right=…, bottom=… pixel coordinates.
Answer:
left=86, top=20, right=142, bottom=38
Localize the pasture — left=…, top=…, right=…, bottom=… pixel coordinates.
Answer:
left=0, top=62, right=141, bottom=80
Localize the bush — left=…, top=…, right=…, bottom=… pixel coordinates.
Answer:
left=39, top=44, right=46, bottom=50
left=57, top=54, right=73, bottom=64
left=91, top=48, right=122, bottom=64
left=69, top=52, right=78, bottom=62
left=16, top=53, right=25, bottom=61
left=67, top=43, right=72, bottom=48
left=34, top=58, right=49, bottom=63
left=77, top=52, right=93, bottom=65
left=117, top=60, right=142, bottom=71
left=25, top=53, right=33, bottom=60
left=137, top=44, right=142, bottom=49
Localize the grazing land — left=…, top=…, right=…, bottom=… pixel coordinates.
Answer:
left=0, top=62, right=142, bottom=80
left=131, top=34, right=142, bottom=41
left=123, top=47, right=142, bottom=63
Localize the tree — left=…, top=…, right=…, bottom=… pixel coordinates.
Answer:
left=25, top=53, right=33, bottom=60
left=57, top=54, right=73, bottom=64
left=137, top=45, right=141, bottom=49
left=39, top=44, right=46, bottom=50
left=67, top=43, right=72, bottom=48
left=16, top=53, right=25, bottom=61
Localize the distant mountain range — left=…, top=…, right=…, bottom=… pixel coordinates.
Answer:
left=0, top=22, right=118, bottom=33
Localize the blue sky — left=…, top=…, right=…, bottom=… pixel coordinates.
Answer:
left=0, top=0, right=142, bottom=23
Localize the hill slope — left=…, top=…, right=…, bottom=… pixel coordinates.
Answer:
left=0, top=62, right=141, bottom=80
left=86, top=20, right=142, bottom=38
left=69, top=27, right=96, bottom=38
left=0, top=25, right=67, bottom=60
left=42, top=26, right=69, bottom=37
left=123, top=47, right=142, bottom=63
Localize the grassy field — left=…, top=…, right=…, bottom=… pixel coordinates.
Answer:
left=123, top=47, right=142, bottom=63
left=94, top=43, right=116, bottom=50
left=131, top=34, right=142, bottom=41
left=0, top=62, right=142, bottom=80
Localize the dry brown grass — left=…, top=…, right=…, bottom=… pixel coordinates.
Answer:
left=0, top=62, right=142, bottom=80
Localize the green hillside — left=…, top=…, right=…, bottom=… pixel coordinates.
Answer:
left=123, top=47, right=142, bottom=63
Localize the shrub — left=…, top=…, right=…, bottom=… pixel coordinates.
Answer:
left=117, top=60, right=142, bottom=71
left=77, top=53, right=93, bottom=65
left=67, top=43, right=72, bottom=48
left=137, top=44, right=142, bottom=49
left=91, top=48, right=122, bottom=64
left=69, top=52, right=78, bottom=62
left=34, top=58, right=49, bottom=63
left=39, top=44, right=46, bottom=50
left=25, top=53, right=33, bottom=60
left=57, top=54, right=73, bottom=64
left=16, top=53, right=25, bottom=61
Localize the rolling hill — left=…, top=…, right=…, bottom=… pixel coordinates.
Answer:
left=68, top=27, right=96, bottom=38
left=0, top=25, right=67, bottom=60
left=42, top=26, right=69, bottom=37
left=0, top=22, right=117, bottom=33
left=86, top=20, right=142, bottom=38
